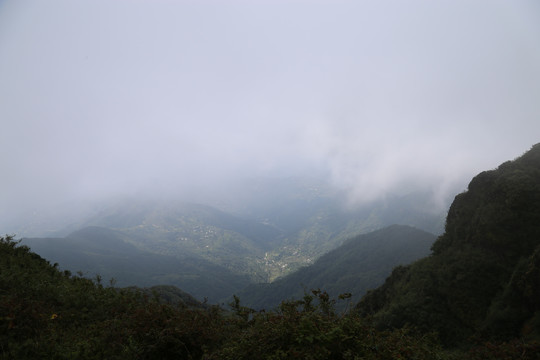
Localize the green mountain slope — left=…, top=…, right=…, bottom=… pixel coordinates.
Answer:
left=22, top=226, right=251, bottom=303
left=263, top=190, right=446, bottom=279
left=72, top=187, right=447, bottom=282
left=237, top=225, right=436, bottom=310
left=0, top=235, right=451, bottom=359
left=79, top=201, right=282, bottom=282
left=5, top=176, right=449, bottom=283
left=21, top=189, right=448, bottom=303
left=0, top=235, right=225, bottom=359
left=356, top=143, right=540, bottom=346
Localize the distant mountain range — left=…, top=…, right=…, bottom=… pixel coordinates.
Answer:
left=18, top=177, right=451, bottom=303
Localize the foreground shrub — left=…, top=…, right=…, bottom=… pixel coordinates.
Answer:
left=206, top=290, right=446, bottom=360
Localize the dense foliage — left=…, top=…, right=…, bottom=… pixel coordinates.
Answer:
left=208, top=290, right=445, bottom=360
left=3, top=235, right=538, bottom=359
left=357, top=143, right=540, bottom=348
left=0, top=235, right=224, bottom=359
left=1, top=236, right=443, bottom=359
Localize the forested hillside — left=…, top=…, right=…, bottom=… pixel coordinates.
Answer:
left=357, top=143, right=540, bottom=346
left=12, top=179, right=448, bottom=285
left=236, top=225, right=435, bottom=310
left=2, top=235, right=538, bottom=359
left=19, top=184, right=448, bottom=304
left=22, top=226, right=251, bottom=303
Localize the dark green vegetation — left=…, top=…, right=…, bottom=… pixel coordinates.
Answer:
left=22, top=227, right=250, bottom=304
left=357, top=143, right=540, bottom=349
left=237, top=225, right=436, bottom=310
left=0, top=235, right=451, bottom=359
left=3, top=238, right=538, bottom=359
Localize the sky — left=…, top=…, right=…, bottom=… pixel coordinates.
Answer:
left=1, top=0, right=540, bottom=221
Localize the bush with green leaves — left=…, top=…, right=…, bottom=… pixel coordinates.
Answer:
left=207, top=289, right=446, bottom=360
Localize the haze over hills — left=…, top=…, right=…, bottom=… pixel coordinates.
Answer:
left=17, top=176, right=451, bottom=303
left=1, top=0, right=538, bottom=355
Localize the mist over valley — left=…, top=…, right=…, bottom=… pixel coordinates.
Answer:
left=19, top=176, right=449, bottom=303
left=1, top=1, right=540, bottom=357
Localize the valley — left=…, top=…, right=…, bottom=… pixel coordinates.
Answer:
left=17, top=177, right=449, bottom=304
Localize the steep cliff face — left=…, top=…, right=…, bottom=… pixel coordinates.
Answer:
left=356, top=144, right=540, bottom=345
left=433, top=143, right=540, bottom=259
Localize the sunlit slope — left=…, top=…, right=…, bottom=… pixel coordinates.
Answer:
left=356, top=143, right=540, bottom=346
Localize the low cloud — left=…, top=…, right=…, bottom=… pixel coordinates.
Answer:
left=1, top=0, right=539, bottom=221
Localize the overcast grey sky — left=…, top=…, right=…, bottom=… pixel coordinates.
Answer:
left=1, top=0, right=540, bottom=217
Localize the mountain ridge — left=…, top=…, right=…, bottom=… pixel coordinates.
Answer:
left=356, top=143, right=540, bottom=345
left=18, top=184, right=449, bottom=284
left=22, top=226, right=251, bottom=303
